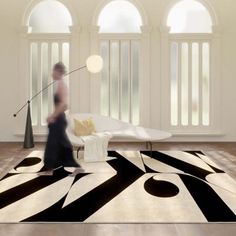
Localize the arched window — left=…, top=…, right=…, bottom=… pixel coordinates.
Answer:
left=28, top=0, right=72, bottom=33
left=26, top=0, right=72, bottom=128
left=161, top=0, right=217, bottom=133
left=98, top=0, right=142, bottom=33
left=97, top=0, right=143, bottom=125
left=167, top=0, right=212, bottom=33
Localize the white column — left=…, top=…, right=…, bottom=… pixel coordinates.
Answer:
left=140, top=25, right=152, bottom=127
left=17, top=26, right=30, bottom=133
left=90, top=25, right=101, bottom=114
left=69, top=25, right=81, bottom=113
left=211, top=26, right=222, bottom=131
left=74, top=26, right=91, bottom=113
left=160, top=26, right=171, bottom=130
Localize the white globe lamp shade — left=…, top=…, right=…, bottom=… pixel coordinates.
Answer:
left=86, top=55, right=103, bottom=74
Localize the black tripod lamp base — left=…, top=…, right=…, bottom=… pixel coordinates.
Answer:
left=23, top=102, right=34, bottom=149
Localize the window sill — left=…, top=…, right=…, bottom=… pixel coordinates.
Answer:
left=15, top=132, right=47, bottom=137
left=15, top=130, right=226, bottom=138
left=171, top=132, right=225, bottom=137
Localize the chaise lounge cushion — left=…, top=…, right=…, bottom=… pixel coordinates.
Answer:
left=74, top=117, right=96, bottom=136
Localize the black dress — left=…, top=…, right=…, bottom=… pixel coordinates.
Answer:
left=43, top=93, right=80, bottom=169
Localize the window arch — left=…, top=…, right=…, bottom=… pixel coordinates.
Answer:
left=161, top=0, right=220, bottom=134
left=98, top=0, right=143, bottom=33
left=28, top=0, right=72, bottom=33
left=97, top=0, right=144, bottom=125
left=167, top=0, right=212, bottom=33
left=25, top=0, right=72, bottom=128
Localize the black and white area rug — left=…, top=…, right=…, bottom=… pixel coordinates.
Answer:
left=0, top=150, right=236, bottom=223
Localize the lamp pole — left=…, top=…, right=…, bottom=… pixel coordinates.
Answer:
left=13, top=65, right=87, bottom=149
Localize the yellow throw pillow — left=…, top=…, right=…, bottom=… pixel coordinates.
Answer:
left=74, top=118, right=96, bottom=136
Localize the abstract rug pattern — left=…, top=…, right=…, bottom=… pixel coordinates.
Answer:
left=0, top=150, right=236, bottom=223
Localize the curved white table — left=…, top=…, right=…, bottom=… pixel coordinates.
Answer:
left=111, top=126, right=171, bottom=141
left=111, top=126, right=171, bottom=155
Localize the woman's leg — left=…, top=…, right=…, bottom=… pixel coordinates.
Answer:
left=43, top=123, right=62, bottom=170
left=58, top=115, right=81, bottom=168
left=60, top=134, right=81, bottom=167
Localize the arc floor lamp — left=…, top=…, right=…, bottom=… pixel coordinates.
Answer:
left=13, top=55, right=103, bottom=149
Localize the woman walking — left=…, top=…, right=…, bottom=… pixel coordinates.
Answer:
left=43, top=62, right=81, bottom=175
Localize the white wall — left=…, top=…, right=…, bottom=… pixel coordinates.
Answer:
left=0, top=0, right=236, bottom=142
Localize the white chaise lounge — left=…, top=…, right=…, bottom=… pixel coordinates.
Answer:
left=66, top=113, right=171, bottom=157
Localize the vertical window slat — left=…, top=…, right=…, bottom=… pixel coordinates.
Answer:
left=51, top=42, right=59, bottom=96
left=31, top=42, right=38, bottom=126
left=108, top=41, right=111, bottom=116
left=118, top=41, right=121, bottom=120
left=41, top=42, right=49, bottom=125
left=199, top=43, right=203, bottom=125
left=181, top=42, right=189, bottom=126
left=129, top=40, right=132, bottom=123
left=192, top=42, right=200, bottom=126
left=62, top=42, right=70, bottom=95
left=37, top=42, right=42, bottom=127
left=170, top=42, right=178, bottom=126
left=110, top=41, right=119, bottom=119
left=120, top=41, right=130, bottom=123
left=177, top=42, right=182, bottom=127
left=131, top=41, right=140, bottom=125
left=100, top=41, right=109, bottom=116
left=202, top=42, right=210, bottom=126
left=188, top=42, right=192, bottom=126
left=48, top=43, right=52, bottom=115
left=59, top=42, right=62, bottom=62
